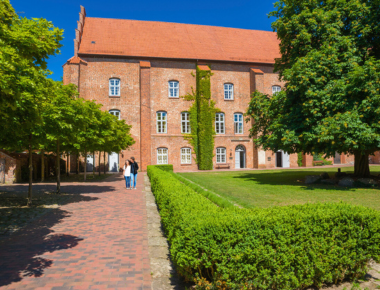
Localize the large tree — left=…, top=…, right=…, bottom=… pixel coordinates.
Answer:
left=42, top=81, right=79, bottom=193
left=0, top=0, right=63, bottom=204
left=0, top=0, right=63, bottom=117
left=246, top=0, right=380, bottom=177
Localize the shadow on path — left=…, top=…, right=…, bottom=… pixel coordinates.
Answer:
left=0, top=193, right=99, bottom=287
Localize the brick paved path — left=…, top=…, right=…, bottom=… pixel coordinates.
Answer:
left=0, top=174, right=152, bottom=290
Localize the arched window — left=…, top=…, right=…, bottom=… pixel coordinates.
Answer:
left=181, top=147, right=192, bottom=164
left=215, top=113, right=225, bottom=134
left=109, top=78, right=120, bottom=96
left=156, top=111, right=167, bottom=133
left=216, top=147, right=226, bottom=163
left=234, top=113, right=243, bottom=134
left=181, top=112, right=190, bottom=133
left=224, top=83, right=234, bottom=100
left=272, top=85, right=281, bottom=95
left=157, top=148, right=168, bottom=164
left=168, top=81, right=179, bottom=98
left=109, top=109, right=120, bottom=120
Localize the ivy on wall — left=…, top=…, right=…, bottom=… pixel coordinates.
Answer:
left=183, top=65, right=219, bottom=170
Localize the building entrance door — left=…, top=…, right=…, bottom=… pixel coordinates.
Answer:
left=86, top=154, right=94, bottom=172
left=276, top=151, right=282, bottom=167
left=235, top=145, right=246, bottom=169
left=109, top=152, right=119, bottom=172
left=276, top=151, right=290, bottom=168
left=334, top=152, right=341, bottom=164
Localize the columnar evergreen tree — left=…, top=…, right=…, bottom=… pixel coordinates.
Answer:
left=246, top=0, right=380, bottom=177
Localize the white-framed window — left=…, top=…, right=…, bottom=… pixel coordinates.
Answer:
left=216, top=147, right=226, bottom=163
left=181, top=147, right=192, bottom=164
left=109, top=109, right=120, bottom=120
left=157, top=148, right=168, bottom=164
left=168, top=81, right=179, bottom=98
left=109, top=78, right=120, bottom=96
left=181, top=112, right=190, bottom=133
left=215, top=113, right=225, bottom=134
left=224, top=83, right=234, bottom=100
left=272, top=85, right=281, bottom=95
left=234, top=113, right=243, bottom=134
left=156, top=111, right=167, bottom=133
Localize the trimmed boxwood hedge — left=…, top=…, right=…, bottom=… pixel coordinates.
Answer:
left=170, top=173, right=235, bottom=209
left=147, top=165, right=380, bottom=289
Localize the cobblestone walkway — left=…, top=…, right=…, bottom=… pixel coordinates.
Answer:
left=0, top=174, right=151, bottom=290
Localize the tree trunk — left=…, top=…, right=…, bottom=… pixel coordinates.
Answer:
left=84, top=149, right=87, bottom=181
left=41, top=150, right=45, bottom=182
left=56, top=140, right=61, bottom=194
left=76, top=152, right=79, bottom=174
left=99, top=151, right=101, bottom=176
left=104, top=151, right=106, bottom=174
left=354, top=151, right=370, bottom=177
left=27, top=134, right=33, bottom=206
left=67, top=152, right=70, bottom=177
left=93, top=151, right=95, bottom=176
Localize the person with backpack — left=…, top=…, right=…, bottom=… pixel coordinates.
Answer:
left=130, top=157, right=139, bottom=189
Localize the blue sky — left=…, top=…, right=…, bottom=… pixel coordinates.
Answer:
left=11, top=0, right=277, bottom=81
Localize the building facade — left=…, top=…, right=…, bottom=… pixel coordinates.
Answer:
left=63, top=6, right=354, bottom=172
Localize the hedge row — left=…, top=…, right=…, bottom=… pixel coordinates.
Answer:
left=170, top=173, right=235, bottom=209
left=147, top=165, right=380, bottom=290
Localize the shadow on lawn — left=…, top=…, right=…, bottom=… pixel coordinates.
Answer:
left=0, top=193, right=99, bottom=287
left=233, top=170, right=361, bottom=191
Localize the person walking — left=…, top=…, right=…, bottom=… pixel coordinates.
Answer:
left=130, top=157, right=139, bottom=189
left=123, top=160, right=132, bottom=190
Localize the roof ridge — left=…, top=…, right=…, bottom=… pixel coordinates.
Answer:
left=84, top=17, right=276, bottom=34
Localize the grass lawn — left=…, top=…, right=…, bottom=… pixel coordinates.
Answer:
left=179, top=166, right=380, bottom=210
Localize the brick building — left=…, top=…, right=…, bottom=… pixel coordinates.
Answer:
left=63, top=6, right=355, bottom=172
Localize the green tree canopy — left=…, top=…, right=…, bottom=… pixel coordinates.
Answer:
left=0, top=0, right=63, bottom=117
left=246, top=0, right=380, bottom=177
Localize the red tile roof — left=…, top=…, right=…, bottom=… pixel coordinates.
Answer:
left=66, top=56, right=88, bottom=64
left=197, top=64, right=211, bottom=71
left=78, top=18, right=280, bottom=64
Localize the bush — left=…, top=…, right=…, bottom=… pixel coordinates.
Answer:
left=147, top=165, right=380, bottom=290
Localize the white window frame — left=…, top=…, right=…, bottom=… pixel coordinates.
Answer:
left=157, top=148, right=168, bottom=164
left=234, top=113, right=243, bottom=134
left=109, top=78, right=120, bottom=96
left=272, top=85, right=281, bottom=95
left=216, top=147, right=226, bottom=163
left=181, top=112, right=191, bottom=134
left=181, top=147, right=192, bottom=164
left=215, top=113, right=225, bottom=134
left=168, top=81, right=179, bottom=98
left=156, top=111, right=167, bottom=133
left=224, top=83, right=234, bottom=100
left=109, top=109, right=121, bottom=120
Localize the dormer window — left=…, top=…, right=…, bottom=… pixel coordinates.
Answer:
left=109, top=78, right=120, bottom=96
left=168, top=81, right=179, bottom=98
left=224, top=83, right=234, bottom=100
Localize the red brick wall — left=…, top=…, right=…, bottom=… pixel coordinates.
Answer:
left=64, top=58, right=141, bottom=171
left=140, top=62, right=152, bottom=171
left=64, top=56, right=287, bottom=171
